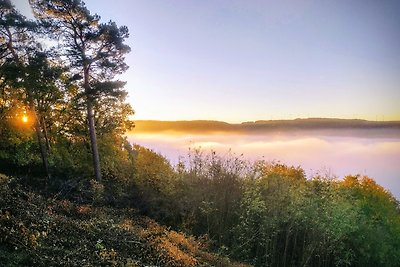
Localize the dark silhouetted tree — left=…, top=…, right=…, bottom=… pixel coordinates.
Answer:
left=0, top=0, right=54, bottom=179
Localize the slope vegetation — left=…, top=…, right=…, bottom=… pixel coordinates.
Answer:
left=0, top=174, right=248, bottom=267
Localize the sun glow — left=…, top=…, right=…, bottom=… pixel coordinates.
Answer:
left=22, top=114, right=28, bottom=123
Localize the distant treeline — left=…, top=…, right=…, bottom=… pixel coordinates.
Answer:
left=132, top=118, right=400, bottom=135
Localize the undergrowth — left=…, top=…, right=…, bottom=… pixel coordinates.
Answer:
left=0, top=174, right=249, bottom=267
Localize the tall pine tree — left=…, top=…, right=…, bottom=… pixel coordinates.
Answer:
left=30, top=0, right=131, bottom=181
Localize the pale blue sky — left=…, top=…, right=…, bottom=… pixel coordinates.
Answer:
left=14, top=0, right=400, bottom=122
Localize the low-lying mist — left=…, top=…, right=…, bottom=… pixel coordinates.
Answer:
left=127, top=128, right=400, bottom=200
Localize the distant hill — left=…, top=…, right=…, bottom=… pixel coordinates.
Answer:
left=130, top=118, right=400, bottom=135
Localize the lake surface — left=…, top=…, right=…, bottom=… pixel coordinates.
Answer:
left=127, top=129, right=400, bottom=200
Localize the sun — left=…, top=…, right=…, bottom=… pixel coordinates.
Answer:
left=22, top=114, right=28, bottom=123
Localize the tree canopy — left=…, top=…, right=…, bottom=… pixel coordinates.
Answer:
left=0, top=0, right=133, bottom=181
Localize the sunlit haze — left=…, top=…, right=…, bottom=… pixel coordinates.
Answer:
left=13, top=0, right=400, bottom=122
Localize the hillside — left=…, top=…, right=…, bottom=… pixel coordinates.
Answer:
left=1, top=145, right=400, bottom=267
left=0, top=174, right=248, bottom=267
left=131, top=118, right=400, bottom=135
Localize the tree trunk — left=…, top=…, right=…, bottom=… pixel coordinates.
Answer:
left=30, top=103, right=50, bottom=181
left=283, top=224, right=291, bottom=267
left=86, top=97, right=102, bottom=181
left=83, top=62, right=102, bottom=182
left=41, top=116, right=51, bottom=152
left=291, top=227, right=298, bottom=265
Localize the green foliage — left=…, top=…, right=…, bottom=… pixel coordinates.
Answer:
left=339, top=175, right=400, bottom=266
left=131, top=149, right=400, bottom=267
left=177, top=150, right=247, bottom=246
left=130, top=145, right=179, bottom=224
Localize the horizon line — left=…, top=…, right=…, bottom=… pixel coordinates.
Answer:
left=132, top=117, right=400, bottom=123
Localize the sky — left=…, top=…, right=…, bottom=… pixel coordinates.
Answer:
left=13, top=0, right=400, bottom=123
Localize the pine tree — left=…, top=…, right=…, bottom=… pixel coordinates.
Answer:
left=29, top=0, right=131, bottom=181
